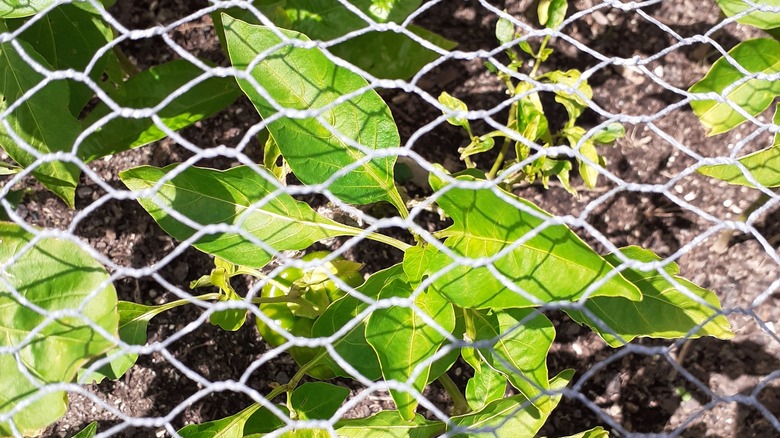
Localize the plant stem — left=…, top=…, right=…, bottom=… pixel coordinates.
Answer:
left=112, top=47, right=140, bottom=76
left=365, top=230, right=412, bottom=252
left=147, top=293, right=221, bottom=318
left=529, top=35, right=550, bottom=79
left=487, top=105, right=518, bottom=180
left=438, top=373, right=470, bottom=416
left=265, top=354, right=320, bottom=402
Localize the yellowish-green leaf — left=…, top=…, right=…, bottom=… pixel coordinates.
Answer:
left=0, top=222, right=118, bottom=435
left=690, top=38, right=780, bottom=135
left=334, top=411, right=444, bottom=437
left=565, top=246, right=734, bottom=347
left=697, top=103, right=780, bottom=187
left=427, top=173, right=641, bottom=309
left=223, top=16, right=404, bottom=211
left=471, top=308, right=554, bottom=412
left=366, top=275, right=455, bottom=420
left=717, top=0, right=780, bottom=30
left=448, top=369, right=573, bottom=437
left=120, top=165, right=369, bottom=268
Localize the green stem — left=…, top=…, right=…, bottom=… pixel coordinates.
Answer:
left=265, top=354, right=321, bottom=402
left=529, top=35, right=550, bottom=79
left=438, top=373, right=470, bottom=416
left=389, top=187, right=411, bottom=221
left=112, top=47, right=140, bottom=77
left=364, top=229, right=412, bottom=252
left=147, top=293, right=221, bottom=318
left=487, top=107, right=518, bottom=180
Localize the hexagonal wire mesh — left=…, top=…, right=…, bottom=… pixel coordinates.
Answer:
left=0, top=0, right=779, bottom=436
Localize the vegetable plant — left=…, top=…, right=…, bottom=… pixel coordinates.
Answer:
left=0, top=1, right=738, bottom=437
left=688, top=0, right=780, bottom=250
left=437, top=1, right=625, bottom=195
left=689, top=0, right=780, bottom=186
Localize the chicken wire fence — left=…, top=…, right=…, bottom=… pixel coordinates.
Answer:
left=1, top=0, right=779, bottom=436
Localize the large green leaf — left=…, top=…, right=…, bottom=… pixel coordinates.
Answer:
left=465, top=365, right=507, bottom=412
left=565, top=246, right=734, bottom=347
left=717, top=0, right=780, bottom=29
left=310, top=265, right=403, bottom=380
left=403, top=243, right=437, bottom=285
left=552, top=426, right=609, bottom=438
left=697, top=104, right=780, bottom=187
left=0, top=34, right=82, bottom=207
left=427, top=173, right=641, bottom=309
left=222, top=16, right=405, bottom=211
left=0, top=222, right=118, bottom=435
left=236, top=0, right=455, bottom=79
left=178, top=403, right=289, bottom=437
left=334, top=411, right=443, bottom=437
left=80, top=59, right=240, bottom=162
left=7, top=3, right=114, bottom=114
left=365, top=275, right=455, bottom=420
left=0, top=0, right=54, bottom=18
left=120, top=164, right=365, bottom=268
left=79, top=301, right=161, bottom=383
left=690, top=38, right=780, bottom=135
left=471, top=308, right=554, bottom=412
left=448, top=369, right=573, bottom=437
left=290, top=382, right=350, bottom=420
left=72, top=421, right=98, bottom=438
left=0, top=0, right=112, bottom=18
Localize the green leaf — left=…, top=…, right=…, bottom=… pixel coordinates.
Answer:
left=427, top=174, right=641, bottom=309
left=459, top=136, right=495, bottom=161
left=352, top=0, right=423, bottom=23
left=7, top=3, right=114, bottom=114
left=72, top=421, right=98, bottom=438
left=208, top=263, right=247, bottom=331
left=716, top=0, right=780, bottom=30
left=466, top=366, right=507, bottom=411
left=690, top=38, right=780, bottom=135
left=593, top=122, right=625, bottom=144
left=120, top=164, right=366, bottom=268
left=471, top=308, right=554, bottom=412
left=697, top=103, right=780, bottom=187
left=311, top=266, right=405, bottom=380
left=426, top=307, right=464, bottom=384
left=540, top=158, right=574, bottom=194
left=438, top=92, right=471, bottom=131
left=334, top=411, right=444, bottom=437
left=543, top=69, right=592, bottom=122
left=79, top=301, right=160, bottom=383
left=80, top=59, right=240, bottom=162
left=0, top=222, right=118, bottom=436
left=218, top=2, right=454, bottom=80
left=0, top=0, right=112, bottom=18
left=328, top=25, right=456, bottom=80
left=0, top=36, right=82, bottom=206
left=565, top=246, right=734, bottom=347
left=403, top=244, right=438, bottom=285
left=552, top=426, right=609, bottom=438
left=448, top=369, right=573, bottom=437
left=514, top=82, right=551, bottom=146
left=0, top=0, right=55, bottom=18
left=290, top=382, right=350, bottom=420
left=178, top=403, right=288, bottom=437
left=538, top=0, right=568, bottom=29
left=366, top=278, right=455, bottom=420
left=495, top=16, right=514, bottom=45
left=223, top=16, right=405, bottom=211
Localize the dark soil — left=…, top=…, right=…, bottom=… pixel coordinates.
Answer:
left=2, top=0, right=778, bottom=437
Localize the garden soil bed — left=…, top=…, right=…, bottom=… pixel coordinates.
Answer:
left=3, top=0, right=778, bottom=436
